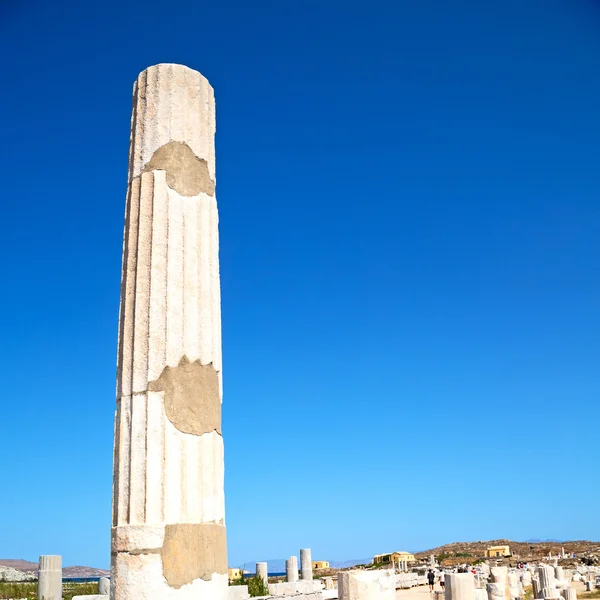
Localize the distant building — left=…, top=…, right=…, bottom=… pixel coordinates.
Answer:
left=228, top=568, right=243, bottom=581
left=373, top=552, right=416, bottom=565
left=486, top=546, right=510, bottom=558
left=312, top=561, right=330, bottom=570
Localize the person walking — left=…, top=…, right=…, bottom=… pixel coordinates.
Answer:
left=439, top=571, right=445, bottom=591
left=427, top=570, right=435, bottom=592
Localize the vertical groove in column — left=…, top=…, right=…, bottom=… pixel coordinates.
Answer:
left=184, top=435, right=199, bottom=521
left=148, top=171, right=168, bottom=382
left=128, top=393, right=148, bottom=524
left=183, top=198, right=200, bottom=362
left=117, top=179, right=141, bottom=399
left=115, top=396, right=131, bottom=525
left=166, top=189, right=184, bottom=367
left=198, top=196, right=212, bottom=365
left=164, top=417, right=182, bottom=523
left=131, top=172, right=154, bottom=393
left=145, top=391, right=164, bottom=524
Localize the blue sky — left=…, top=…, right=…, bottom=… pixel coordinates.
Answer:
left=1, top=0, right=599, bottom=569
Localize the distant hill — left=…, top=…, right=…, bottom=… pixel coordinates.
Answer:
left=0, top=559, right=109, bottom=578
left=63, top=566, right=110, bottom=578
left=416, top=539, right=600, bottom=560
left=330, top=559, right=371, bottom=569
left=0, top=559, right=38, bottom=572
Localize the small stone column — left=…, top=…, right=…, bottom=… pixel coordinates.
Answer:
left=490, top=567, right=510, bottom=600
left=286, top=556, right=298, bottom=582
left=585, top=582, right=593, bottom=592
left=98, top=577, right=110, bottom=595
left=542, top=588, right=560, bottom=599
left=446, top=573, right=476, bottom=600
left=300, top=548, right=313, bottom=581
left=561, top=589, right=576, bottom=600
left=488, top=582, right=507, bottom=600
left=532, top=577, right=541, bottom=599
left=256, top=562, right=268, bottom=586
left=538, top=566, right=555, bottom=594
left=38, top=555, right=62, bottom=600
left=555, top=567, right=564, bottom=580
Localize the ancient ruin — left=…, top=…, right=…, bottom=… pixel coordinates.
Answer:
left=111, top=63, right=226, bottom=600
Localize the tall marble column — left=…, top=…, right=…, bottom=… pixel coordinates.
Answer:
left=111, top=63, right=226, bottom=600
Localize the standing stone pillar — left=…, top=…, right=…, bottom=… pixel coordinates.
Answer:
left=555, top=567, right=564, bottom=581
left=490, top=567, right=511, bottom=600
left=561, top=589, right=576, bottom=600
left=300, top=549, right=313, bottom=580
left=38, top=555, right=62, bottom=600
left=446, top=573, right=476, bottom=600
left=256, top=563, right=268, bottom=586
left=286, top=556, right=298, bottom=582
left=538, top=566, right=555, bottom=594
left=532, top=577, right=541, bottom=600
left=508, top=571, right=520, bottom=599
left=98, top=577, right=110, bottom=595
left=111, top=63, right=226, bottom=600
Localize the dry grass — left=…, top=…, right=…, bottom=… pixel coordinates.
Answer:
left=0, top=580, right=99, bottom=600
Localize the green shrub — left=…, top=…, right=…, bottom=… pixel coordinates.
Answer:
left=247, top=574, right=269, bottom=597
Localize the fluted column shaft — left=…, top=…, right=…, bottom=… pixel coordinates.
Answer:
left=111, top=63, right=226, bottom=600
left=38, top=555, right=62, bottom=600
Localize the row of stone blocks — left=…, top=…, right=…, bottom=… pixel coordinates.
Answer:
left=228, top=580, right=324, bottom=600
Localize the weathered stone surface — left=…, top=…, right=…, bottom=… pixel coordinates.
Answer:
left=542, top=587, right=560, bottom=599
left=148, top=359, right=221, bottom=435
left=538, top=566, right=555, bottom=593
left=508, top=571, right=520, bottom=599
left=445, top=574, right=476, bottom=600
left=488, top=582, right=506, bottom=600
left=300, top=549, right=313, bottom=581
left=162, top=523, right=227, bottom=587
left=269, top=580, right=323, bottom=596
left=490, top=567, right=510, bottom=600
left=338, top=570, right=395, bottom=600
left=561, top=588, right=577, bottom=600
left=38, top=555, right=62, bottom=600
left=111, top=63, right=225, bottom=600
left=96, top=577, right=109, bottom=596
left=142, top=141, right=215, bottom=197
left=112, top=552, right=228, bottom=600
left=533, top=577, right=541, bottom=599
left=72, top=596, right=108, bottom=600
left=323, top=577, right=334, bottom=591
left=228, top=585, right=250, bottom=600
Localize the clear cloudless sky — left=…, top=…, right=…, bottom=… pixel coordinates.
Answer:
left=1, top=0, right=599, bottom=570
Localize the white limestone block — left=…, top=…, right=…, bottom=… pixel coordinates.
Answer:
left=338, top=570, right=395, bottom=600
